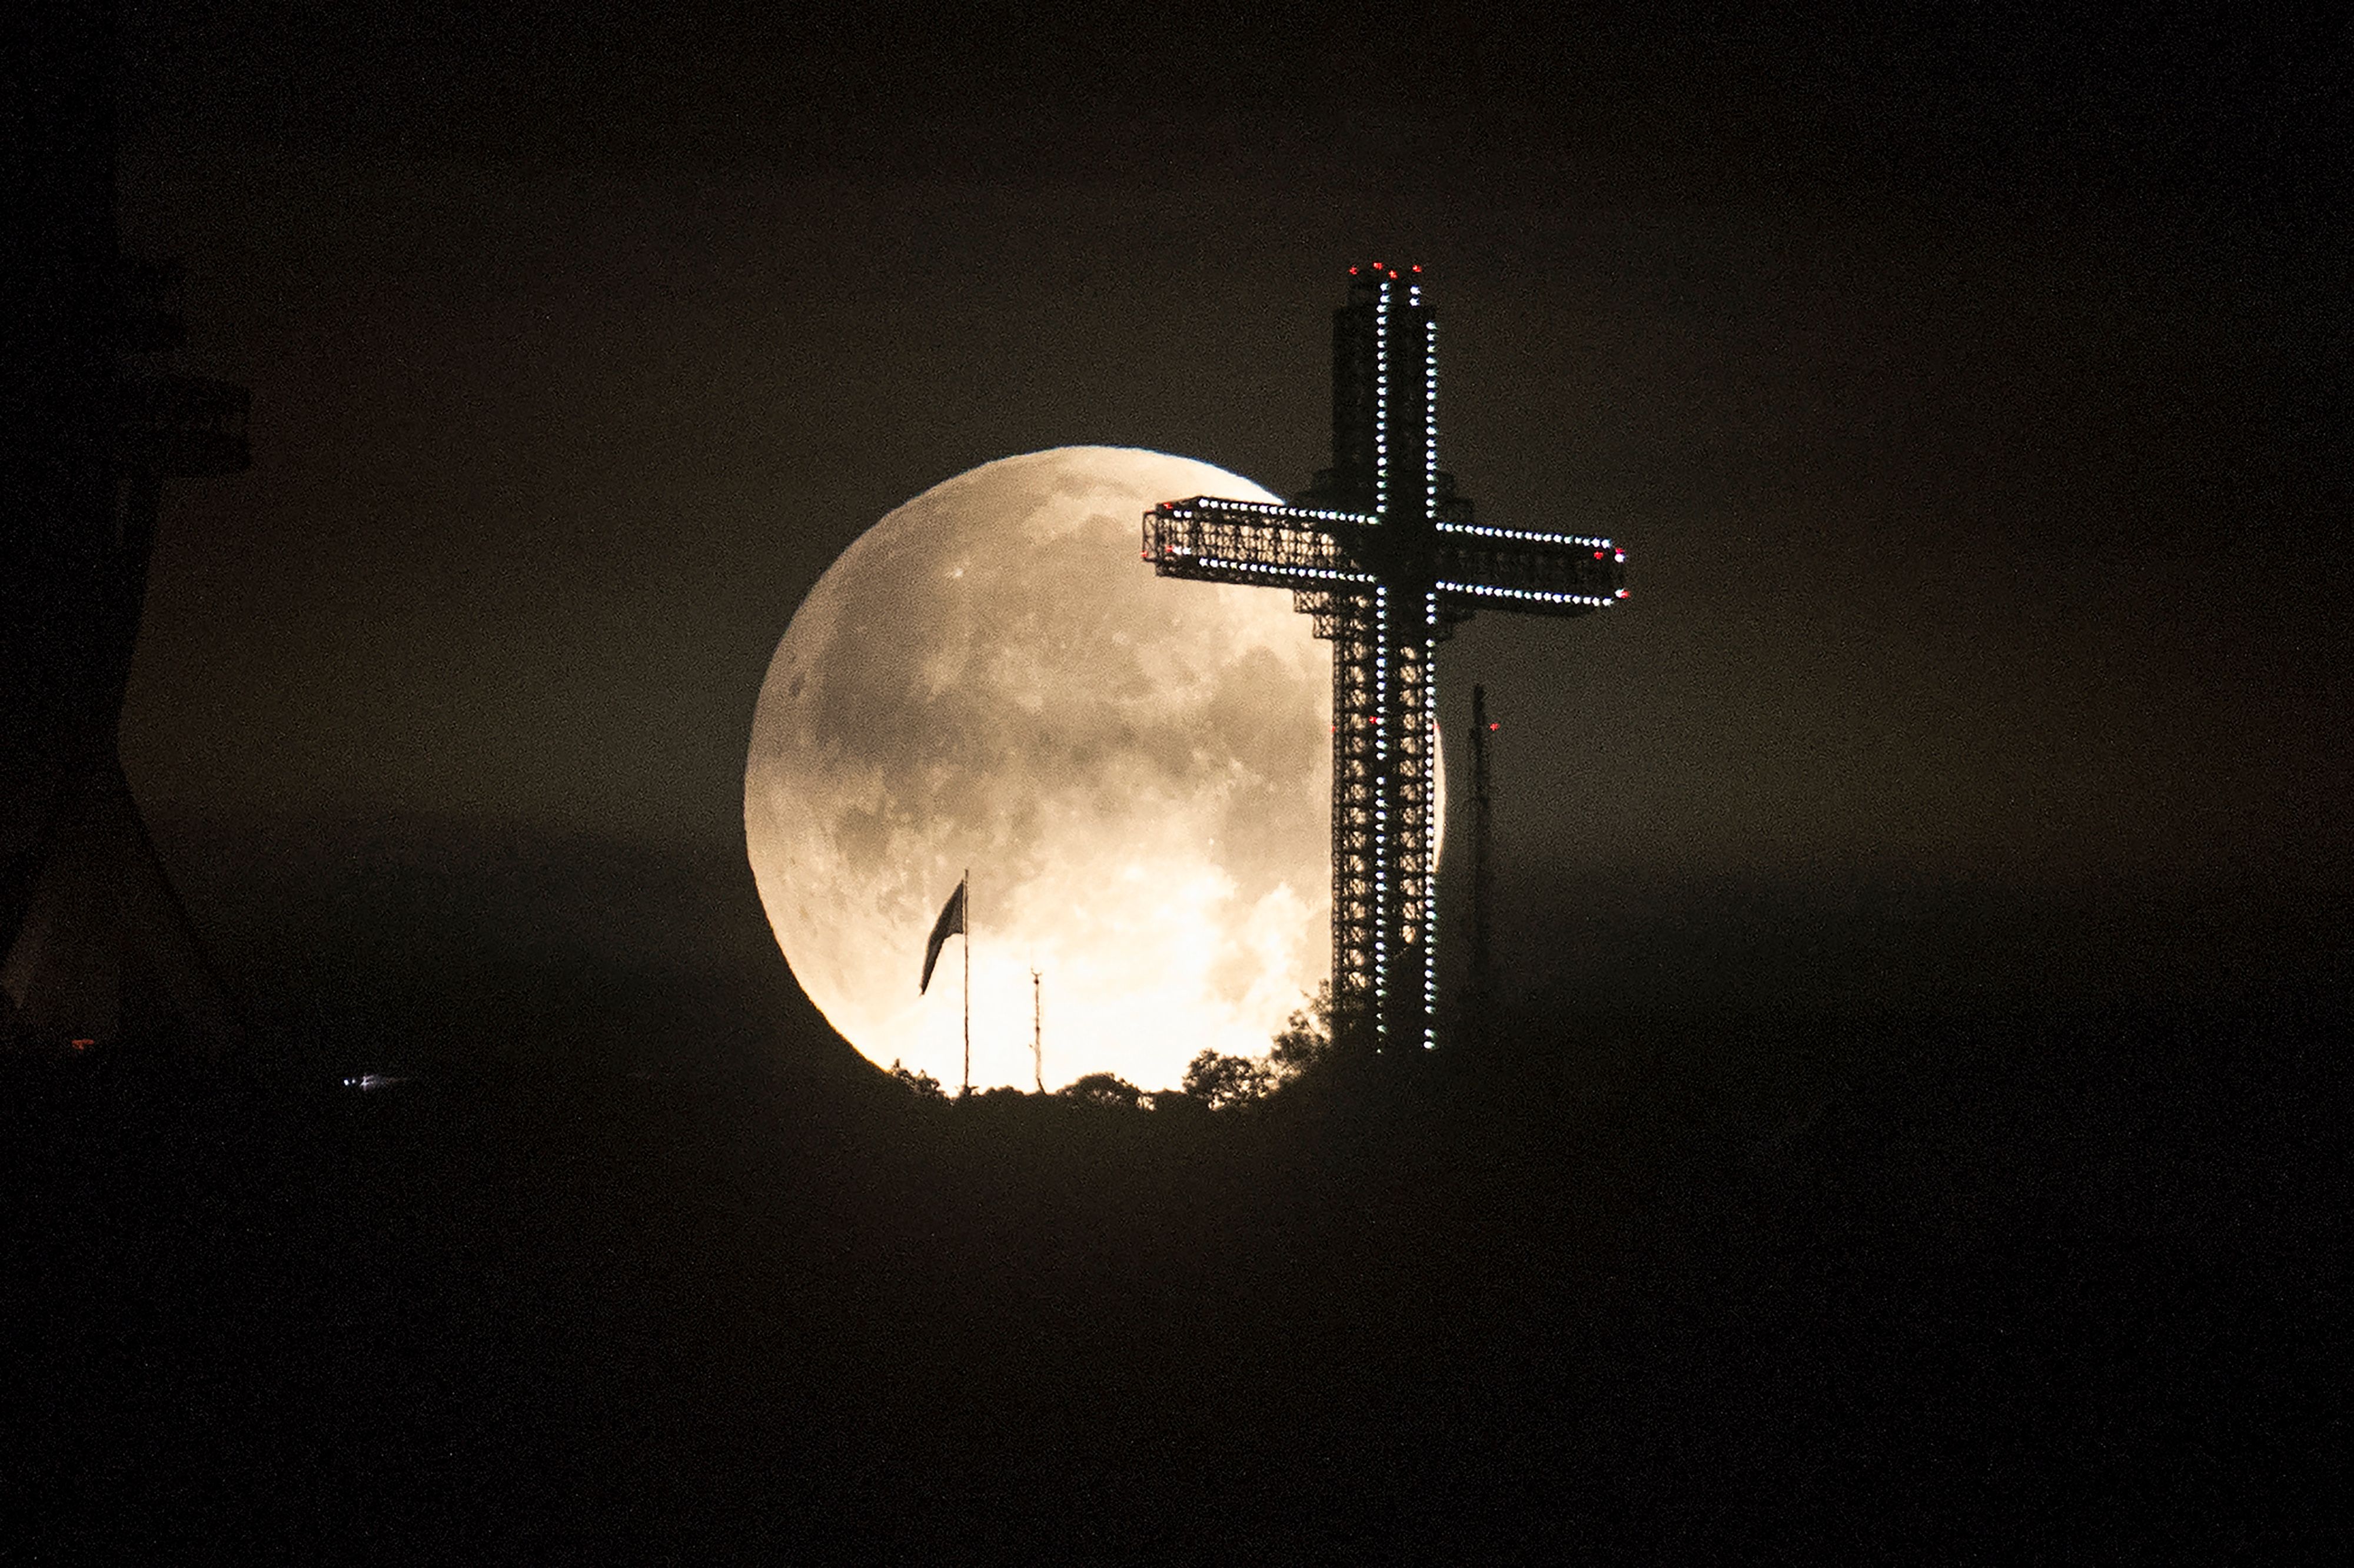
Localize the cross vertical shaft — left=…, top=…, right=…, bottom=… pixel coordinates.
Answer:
left=1145, top=264, right=1630, bottom=1054
left=1308, top=270, right=1446, bottom=1048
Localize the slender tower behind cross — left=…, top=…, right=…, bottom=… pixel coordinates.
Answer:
left=1143, top=263, right=1628, bottom=1053
left=1466, top=682, right=1498, bottom=1045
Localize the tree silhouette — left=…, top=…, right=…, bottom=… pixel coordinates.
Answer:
left=887, top=1059, right=946, bottom=1099
left=1270, top=981, right=1336, bottom=1079
left=1181, top=1049, right=1274, bottom=1110
left=1060, top=1071, right=1143, bottom=1109
left=876, top=981, right=1343, bottom=1113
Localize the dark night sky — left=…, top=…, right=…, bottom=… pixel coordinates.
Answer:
left=103, top=4, right=2352, bottom=1014
left=17, top=17, right=2348, bottom=1554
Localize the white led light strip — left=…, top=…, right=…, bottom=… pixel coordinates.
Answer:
left=1422, top=591, right=1439, bottom=1048
left=1371, top=587, right=1389, bottom=1027
left=1181, top=500, right=1376, bottom=526
left=1374, top=282, right=1390, bottom=518
left=1192, top=558, right=1376, bottom=584
left=1437, top=580, right=1618, bottom=608
left=1424, top=318, right=1439, bottom=521
left=1437, top=522, right=1618, bottom=550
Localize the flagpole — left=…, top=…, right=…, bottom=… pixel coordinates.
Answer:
left=961, top=868, right=970, bottom=1096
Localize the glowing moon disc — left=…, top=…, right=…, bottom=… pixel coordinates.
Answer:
left=745, top=448, right=1333, bottom=1091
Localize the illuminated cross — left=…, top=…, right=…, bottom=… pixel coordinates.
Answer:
left=1145, top=264, right=1628, bottom=1052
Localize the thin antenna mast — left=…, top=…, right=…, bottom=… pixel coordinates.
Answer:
left=962, top=867, right=971, bottom=1096
left=1468, top=685, right=1497, bottom=1044
left=1030, top=966, right=1043, bottom=1092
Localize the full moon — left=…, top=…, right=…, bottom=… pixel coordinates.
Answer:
left=746, top=447, right=1335, bottom=1092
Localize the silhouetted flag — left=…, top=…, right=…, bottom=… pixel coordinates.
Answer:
left=920, top=878, right=966, bottom=994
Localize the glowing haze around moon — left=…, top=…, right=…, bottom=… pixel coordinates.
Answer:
left=746, top=448, right=1335, bottom=1092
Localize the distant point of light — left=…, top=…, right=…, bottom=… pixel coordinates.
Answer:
left=1411, top=264, right=1422, bottom=272
left=1487, top=723, right=1497, bottom=731
left=1616, top=588, right=1630, bottom=597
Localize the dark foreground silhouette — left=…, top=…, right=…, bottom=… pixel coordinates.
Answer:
left=6, top=970, right=2344, bottom=1562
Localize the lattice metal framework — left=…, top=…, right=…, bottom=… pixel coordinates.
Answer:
left=1145, top=265, right=1629, bottom=1051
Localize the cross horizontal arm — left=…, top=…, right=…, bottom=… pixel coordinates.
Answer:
left=1144, top=498, right=1376, bottom=591
left=1433, top=522, right=1629, bottom=619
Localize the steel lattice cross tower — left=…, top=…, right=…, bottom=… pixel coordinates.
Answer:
left=1144, top=264, right=1628, bottom=1051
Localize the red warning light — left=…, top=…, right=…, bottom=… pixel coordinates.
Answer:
left=1616, top=588, right=1630, bottom=598
left=71, top=1038, right=92, bottom=1051
left=1487, top=723, right=1498, bottom=732
left=1412, top=264, right=1422, bottom=273
left=1594, top=550, right=1604, bottom=558
left=1349, top=265, right=1359, bottom=274
left=1387, top=270, right=1398, bottom=279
